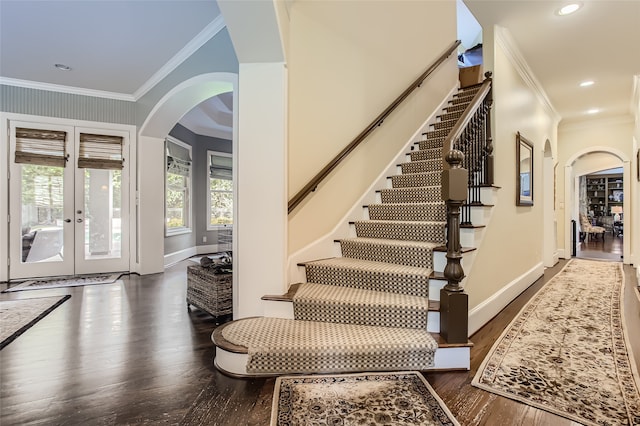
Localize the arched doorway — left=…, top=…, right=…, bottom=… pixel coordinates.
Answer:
left=563, top=147, right=630, bottom=263
left=136, top=72, right=239, bottom=311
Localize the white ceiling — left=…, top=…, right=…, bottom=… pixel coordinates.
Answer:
left=464, top=0, right=640, bottom=124
left=1, top=1, right=638, bottom=134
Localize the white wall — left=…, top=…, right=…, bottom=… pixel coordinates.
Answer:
left=235, top=63, right=288, bottom=318
left=464, top=26, right=557, bottom=312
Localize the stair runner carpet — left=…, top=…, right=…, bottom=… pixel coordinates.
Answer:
left=220, top=85, right=480, bottom=374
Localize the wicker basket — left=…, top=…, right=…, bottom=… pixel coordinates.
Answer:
left=186, top=265, right=232, bottom=323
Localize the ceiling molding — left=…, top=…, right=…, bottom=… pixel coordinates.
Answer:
left=133, top=15, right=226, bottom=100
left=0, top=76, right=136, bottom=101
left=494, top=26, right=560, bottom=125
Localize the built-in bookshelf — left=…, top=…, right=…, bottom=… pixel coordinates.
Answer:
left=586, top=174, right=623, bottom=217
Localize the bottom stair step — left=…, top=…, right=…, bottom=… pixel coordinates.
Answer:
left=213, top=317, right=438, bottom=375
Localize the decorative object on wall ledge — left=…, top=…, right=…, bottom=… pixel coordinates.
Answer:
left=472, top=259, right=640, bottom=425
left=516, top=132, right=534, bottom=206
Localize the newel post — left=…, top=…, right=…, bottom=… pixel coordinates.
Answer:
left=440, top=149, right=469, bottom=343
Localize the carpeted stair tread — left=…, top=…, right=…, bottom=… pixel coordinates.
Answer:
left=353, top=220, right=446, bottom=244
left=391, top=171, right=442, bottom=188
left=220, top=317, right=438, bottom=374
left=418, top=139, right=445, bottom=150
left=339, top=237, right=439, bottom=268
left=379, top=186, right=442, bottom=203
left=304, top=257, right=431, bottom=296
left=410, top=148, right=442, bottom=162
left=431, top=119, right=457, bottom=130
left=400, top=158, right=443, bottom=174
left=293, top=283, right=429, bottom=329
left=367, top=203, right=446, bottom=222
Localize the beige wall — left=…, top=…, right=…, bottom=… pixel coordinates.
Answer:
left=557, top=117, right=635, bottom=263
left=286, top=0, right=458, bottom=254
left=465, top=28, right=557, bottom=311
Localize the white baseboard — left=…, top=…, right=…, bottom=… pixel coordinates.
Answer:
left=468, top=262, right=544, bottom=336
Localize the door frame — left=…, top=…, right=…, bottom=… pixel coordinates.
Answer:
left=1, top=112, right=137, bottom=282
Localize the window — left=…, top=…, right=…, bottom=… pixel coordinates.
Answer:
left=165, top=137, right=192, bottom=235
left=208, top=151, right=233, bottom=229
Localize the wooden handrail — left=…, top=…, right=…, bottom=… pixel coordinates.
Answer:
left=288, top=40, right=462, bottom=214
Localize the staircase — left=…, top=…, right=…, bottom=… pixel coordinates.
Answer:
left=213, top=83, right=494, bottom=377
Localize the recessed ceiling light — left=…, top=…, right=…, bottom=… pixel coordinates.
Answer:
left=579, top=80, right=594, bottom=87
left=586, top=108, right=600, bottom=114
left=54, top=63, right=71, bottom=71
left=557, top=3, right=582, bottom=16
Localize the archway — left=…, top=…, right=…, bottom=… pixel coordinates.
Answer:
left=136, top=72, right=239, bottom=312
left=563, top=146, right=630, bottom=263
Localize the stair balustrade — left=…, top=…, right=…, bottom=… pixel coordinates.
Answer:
left=440, top=72, right=493, bottom=343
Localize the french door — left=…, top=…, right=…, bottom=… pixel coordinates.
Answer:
left=8, top=121, right=130, bottom=280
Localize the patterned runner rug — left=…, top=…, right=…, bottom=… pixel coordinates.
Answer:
left=271, top=371, right=459, bottom=425
left=0, top=295, right=71, bottom=349
left=3, top=273, right=122, bottom=292
left=472, top=259, right=640, bottom=425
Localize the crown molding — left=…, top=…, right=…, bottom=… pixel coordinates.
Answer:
left=495, top=26, right=561, bottom=125
left=133, top=15, right=226, bottom=100
left=0, top=77, right=136, bottom=101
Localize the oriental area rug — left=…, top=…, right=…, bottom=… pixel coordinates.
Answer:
left=0, top=295, right=71, bottom=349
left=472, top=259, right=640, bottom=425
left=271, top=371, right=459, bottom=425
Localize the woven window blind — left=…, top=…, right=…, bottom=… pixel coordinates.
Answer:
left=209, top=154, right=232, bottom=180
left=166, top=139, right=191, bottom=177
left=78, top=133, right=124, bottom=170
left=15, top=127, right=67, bottom=167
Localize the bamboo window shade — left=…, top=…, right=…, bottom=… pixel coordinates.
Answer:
left=166, top=139, right=191, bottom=177
left=209, top=154, right=232, bottom=180
left=78, top=133, right=124, bottom=170
left=15, top=127, right=67, bottom=167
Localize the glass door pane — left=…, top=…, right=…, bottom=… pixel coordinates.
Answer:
left=9, top=122, right=75, bottom=279
left=74, top=127, right=129, bottom=275
left=82, top=169, right=122, bottom=260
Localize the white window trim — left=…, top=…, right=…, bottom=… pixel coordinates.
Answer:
left=207, top=150, right=233, bottom=231
left=165, top=136, right=192, bottom=237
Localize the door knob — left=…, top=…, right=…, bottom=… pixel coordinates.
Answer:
left=77, top=218, right=83, bottom=223
left=64, top=219, right=71, bottom=223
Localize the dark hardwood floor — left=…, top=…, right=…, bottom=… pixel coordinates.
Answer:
left=576, top=231, right=624, bottom=261
left=1, top=258, right=638, bottom=425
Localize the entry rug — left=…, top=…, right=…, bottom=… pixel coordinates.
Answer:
left=3, top=273, right=122, bottom=292
left=0, top=295, right=71, bottom=349
left=472, top=259, right=640, bottom=425
left=271, top=371, right=459, bottom=425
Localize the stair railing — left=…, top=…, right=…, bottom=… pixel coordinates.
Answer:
left=288, top=40, right=462, bottom=214
left=439, top=72, right=493, bottom=344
